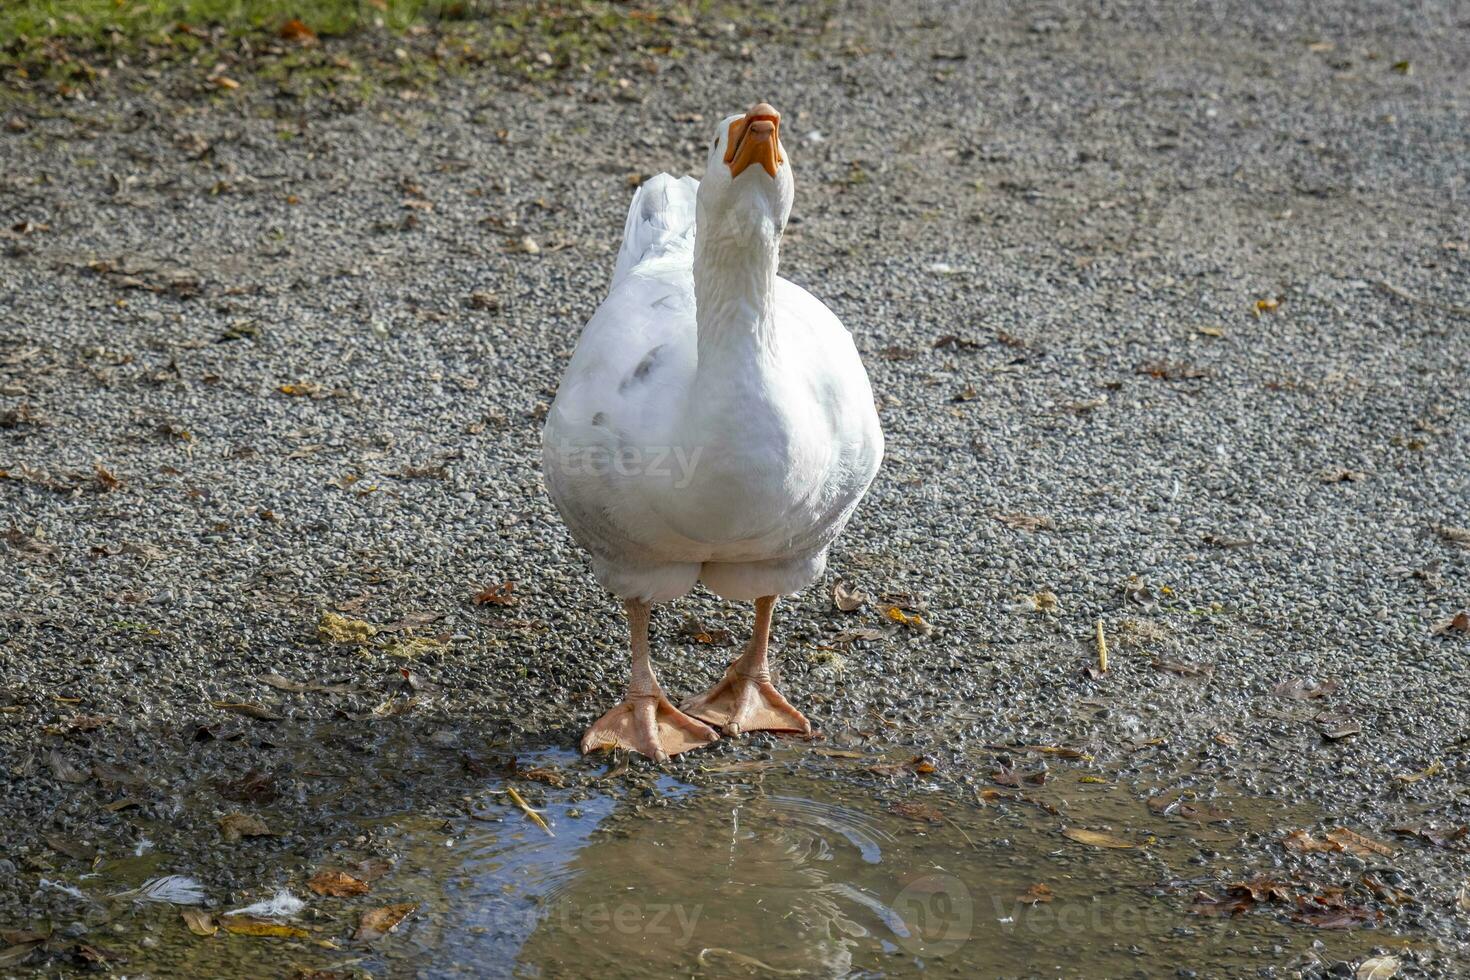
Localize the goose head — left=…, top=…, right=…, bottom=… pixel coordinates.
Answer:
left=697, top=102, right=794, bottom=249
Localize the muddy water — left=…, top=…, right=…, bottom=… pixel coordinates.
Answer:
left=360, top=749, right=1387, bottom=978
left=69, top=744, right=1402, bottom=978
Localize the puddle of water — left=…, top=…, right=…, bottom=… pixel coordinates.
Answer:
left=372, top=749, right=1391, bottom=978
left=49, top=744, right=1405, bottom=978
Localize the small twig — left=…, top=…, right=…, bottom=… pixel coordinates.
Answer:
left=505, top=785, right=554, bottom=837
left=1095, top=620, right=1109, bottom=674
left=1374, top=280, right=1470, bottom=319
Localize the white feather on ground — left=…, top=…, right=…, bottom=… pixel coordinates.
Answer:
left=110, top=874, right=207, bottom=905
left=226, top=889, right=305, bottom=917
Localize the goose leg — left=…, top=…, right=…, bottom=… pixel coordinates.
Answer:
left=681, top=596, right=811, bottom=737
left=580, top=599, right=719, bottom=762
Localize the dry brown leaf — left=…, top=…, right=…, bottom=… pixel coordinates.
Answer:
left=1017, top=883, right=1053, bottom=905
left=210, top=701, right=282, bottom=722
left=1282, top=829, right=1335, bottom=853
left=1431, top=611, right=1470, bottom=636
left=218, top=915, right=307, bottom=938
left=278, top=18, right=318, bottom=43
left=472, top=582, right=517, bottom=606
left=307, top=870, right=370, bottom=898
left=219, top=812, right=271, bottom=842
left=832, top=579, right=870, bottom=612
left=356, top=903, right=417, bottom=941
left=180, top=908, right=217, bottom=936
left=891, top=800, right=944, bottom=823
left=1436, top=525, right=1470, bottom=549
left=1395, top=760, right=1444, bottom=783
left=993, top=512, right=1055, bottom=532
left=1062, top=827, right=1134, bottom=849
left=93, top=463, right=122, bottom=491
left=1326, top=827, right=1394, bottom=857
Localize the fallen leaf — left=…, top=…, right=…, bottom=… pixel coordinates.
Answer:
left=1316, top=712, right=1362, bottom=740
left=180, top=908, right=217, bottom=936
left=832, top=579, right=870, bottom=612
left=1012, top=591, right=1059, bottom=614
left=1017, top=883, right=1053, bottom=905
left=884, top=605, right=934, bottom=634
left=1137, top=360, right=1209, bottom=381
left=219, top=812, right=271, bottom=842
left=219, top=915, right=307, bottom=938
left=1283, top=827, right=1394, bottom=857
left=675, top=614, right=734, bottom=647
left=891, top=800, right=944, bottom=823
left=1356, top=955, right=1401, bottom=980
left=1430, top=611, right=1470, bottom=636
left=356, top=903, right=417, bottom=941
left=1434, top=524, right=1470, bottom=549
left=1361, top=873, right=1413, bottom=906
left=517, top=766, right=566, bottom=787
left=1394, top=760, right=1443, bottom=783
left=1062, top=827, right=1134, bottom=849
left=212, top=76, right=240, bottom=91
left=993, top=512, right=1054, bottom=532
left=1283, top=829, right=1339, bottom=854
left=472, top=582, right=517, bottom=606
left=1293, top=907, right=1381, bottom=929
left=47, top=749, right=88, bottom=784
left=307, top=870, right=370, bottom=898
left=1457, top=882, right=1470, bottom=913
left=1226, top=876, right=1293, bottom=905
left=1391, top=823, right=1467, bottom=848
left=93, top=464, right=122, bottom=491
left=279, top=382, right=322, bottom=397
left=211, top=701, right=282, bottom=721
left=278, top=18, right=318, bottom=43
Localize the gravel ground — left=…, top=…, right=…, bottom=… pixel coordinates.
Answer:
left=2, top=0, right=1468, bottom=976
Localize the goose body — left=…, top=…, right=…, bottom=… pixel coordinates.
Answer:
left=543, top=176, right=882, bottom=604
left=541, top=104, right=883, bottom=759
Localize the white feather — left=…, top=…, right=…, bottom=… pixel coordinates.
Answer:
left=110, top=875, right=207, bottom=905
left=39, top=878, right=93, bottom=902
left=226, top=889, right=305, bottom=918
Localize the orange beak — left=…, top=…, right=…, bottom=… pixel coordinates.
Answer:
left=724, top=102, right=784, bottom=179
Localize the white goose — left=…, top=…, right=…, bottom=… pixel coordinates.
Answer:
left=542, top=102, right=883, bottom=761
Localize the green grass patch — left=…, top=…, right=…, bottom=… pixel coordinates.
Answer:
left=0, top=0, right=734, bottom=99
